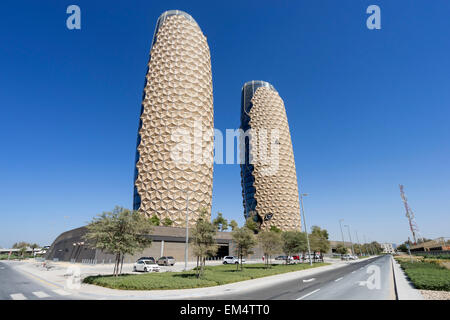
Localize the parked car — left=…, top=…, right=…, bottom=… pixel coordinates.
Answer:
left=341, top=254, right=358, bottom=261
left=133, top=259, right=160, bottom=272
left=137, top=256, right=155, bottom=264
left=275, top=255, right=295, bottom=263
left=223, top=256, right=245, bottom=264
left=304, top=254, right=314, bottom=260
left=157, top=256, right=175, bottom=266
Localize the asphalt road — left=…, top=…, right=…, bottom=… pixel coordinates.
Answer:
left=0, top=261, right=73, bottom=300
left=1, top=256, right=394, bottom=300
left=203, top=255, right=395, bottom=300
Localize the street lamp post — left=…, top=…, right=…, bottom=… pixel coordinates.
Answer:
left=344, top=225, right=355, bottom=255
left=355, top=230, right=362, bottom=256
left=184, top=191, right=189, bottom=271
left=300, top=193, right=313, bottom=266
left=339, top=219, right=345, bottom=251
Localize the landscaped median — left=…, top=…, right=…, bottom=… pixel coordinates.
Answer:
left=83, top=262, right=328, bottom=290
left=395, top=256, right=450, bottom=291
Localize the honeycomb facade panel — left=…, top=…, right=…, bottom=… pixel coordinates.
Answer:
left=240, top=81, right=301, bottom=232
left=133, top=11, right=214, bottom=227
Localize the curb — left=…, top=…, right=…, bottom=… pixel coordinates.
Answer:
left=391, top=256, right=424, bottom=300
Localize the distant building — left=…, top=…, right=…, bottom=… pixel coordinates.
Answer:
left=409, top=237, right=450, bottom=252
left=381, top=243, right=395, bottom=254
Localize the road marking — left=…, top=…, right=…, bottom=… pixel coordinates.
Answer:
left=335, top=277, right=343, bottom=282
left=351, top=271, right=356, bottom=274
left=0, top=267, right=5, bottom=269
left=303, top=278, right=315, bottom=283
left=52, top=289, right=70, bottom=296
left=19, top=269, right=59, bottom=288
left=296, top=289, right=320, bottom=300
left=33, top=291, right=50, bottom=298
left=10, top=293, right=27, bottom=300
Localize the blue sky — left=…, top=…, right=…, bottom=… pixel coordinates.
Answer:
left=1, top=1, right=449, bottom=248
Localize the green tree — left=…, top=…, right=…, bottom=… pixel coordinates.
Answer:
left=397, top=243, right=408, bottom=253
left=244, top=217, right=259, bottom=233
left=309, top=226, right=330, bottom=261
left=149, top=215, right=161, bottom=226
left=212, top=212, right=228, bottom=232
left=30, top=243, right=40, bottom=256
left=270, top=226, right=282, bottom=233
left=370, top=241, right=383, bottom=255
left=161, top=217, right=173, bottom=227
left=258, top=231, right=282, bottom=267
left=335, top=243, right=348, bottom=255
left=232, top=226, right=257, bottom=270
left=191, top=208, right=218, bottom=278
left=12, top=242, right=31, bottom=249
left=19, top=247, right=27, bottom=258
left=281, top=231, right=307, bottom=264
left=12, top=242, right=30, bottom=258
left=84, top=206, right=154, bottom=276
left=229, top=220, right=238, bottom=231
left=311, top=226, right=329, bottom=240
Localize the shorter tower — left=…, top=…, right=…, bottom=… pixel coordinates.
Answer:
left=240, top=81, right=301, bottom=231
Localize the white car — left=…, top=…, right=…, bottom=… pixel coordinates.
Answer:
left=223, top=256, right=245, bottom=264
left=133, top=259, right=161, bottom=272
left=342, top=254, right=358, bottom=261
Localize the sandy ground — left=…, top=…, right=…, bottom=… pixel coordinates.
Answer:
left=420, top=290, right=450, bottom=300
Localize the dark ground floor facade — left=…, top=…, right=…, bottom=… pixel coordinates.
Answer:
left=46, top=226, right=345, bottom=264
left=45, top=226, right=266, bottom=263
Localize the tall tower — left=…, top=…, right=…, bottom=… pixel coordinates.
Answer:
left=240, top=81, right=301, bottom=231
left=133, top=10, right=214, bottom=227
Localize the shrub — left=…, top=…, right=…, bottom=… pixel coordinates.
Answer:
left=398, top=260, right=450, bottom=291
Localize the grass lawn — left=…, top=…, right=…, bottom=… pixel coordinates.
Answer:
left=396, top=259, right=450, bottom=291
left=83, top=262, right=328, bottom=290
left=0, top=254, right=33, bottom=260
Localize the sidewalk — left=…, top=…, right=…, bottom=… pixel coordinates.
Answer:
left=11, top=256, right=377, bottom=300
left=391, top=257, right=424, bottom=300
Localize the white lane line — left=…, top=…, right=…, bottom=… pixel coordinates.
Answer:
left=303, top=278, right=315, bottom=283
left=33, top=291, right=50, bottom=298
left=296, top=289, right=320, bottom=300
left=52, top=289, right=70, bottom=296
left=351, top=271, right=356, bottom=274
left=335, top=277, right=343, bottom=282
left=10, top=293, right=27, bottom=300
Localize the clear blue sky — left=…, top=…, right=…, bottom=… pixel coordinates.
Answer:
left=1, top=1, right=449, bottom=248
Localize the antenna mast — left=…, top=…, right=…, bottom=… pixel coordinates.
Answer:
left=399, top=184, right=418, bottom=244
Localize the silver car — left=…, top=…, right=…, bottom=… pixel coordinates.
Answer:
left=157, top=256, right=175, bottom=266
left=133, top=259, right=160, bottom=272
